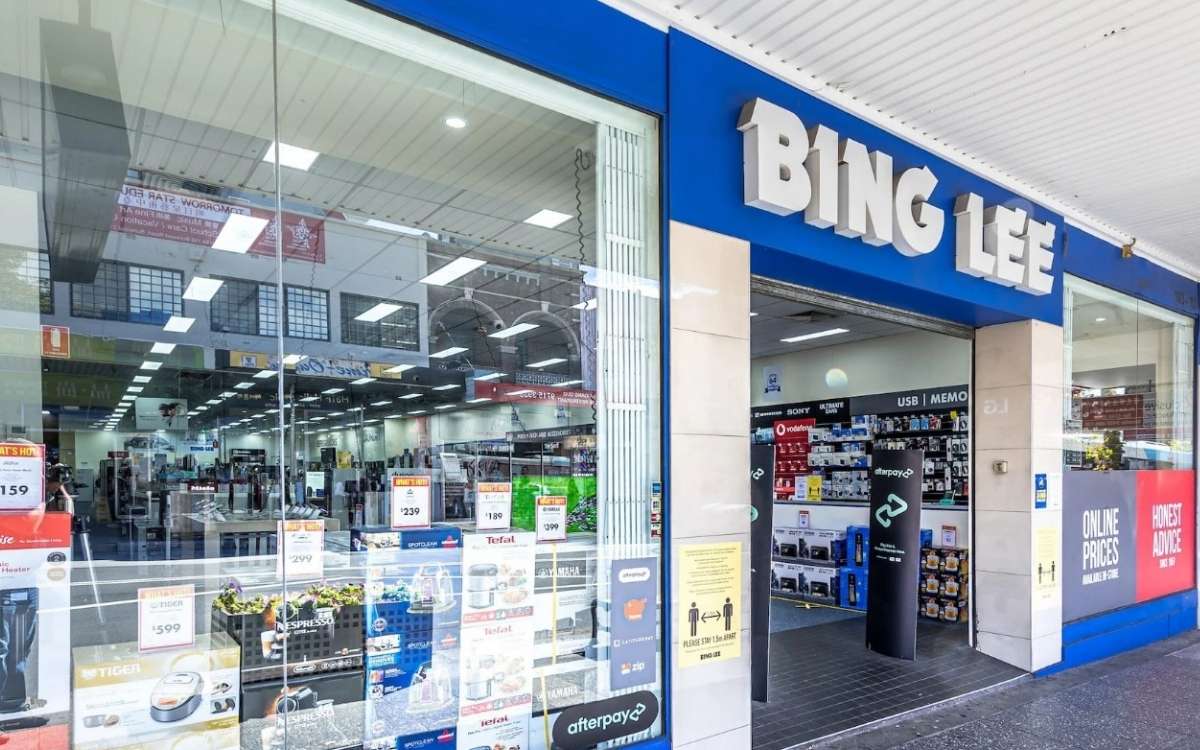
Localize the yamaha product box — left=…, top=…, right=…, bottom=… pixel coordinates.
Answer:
left=838, top=567, right=867, bottom=611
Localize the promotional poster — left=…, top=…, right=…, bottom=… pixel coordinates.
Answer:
left=610, top=558, right=658, bottom=690
left=865, top=450, right=923, bottom=660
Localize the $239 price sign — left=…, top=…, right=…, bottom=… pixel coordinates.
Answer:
left=138, top=584, right=195, bottom=652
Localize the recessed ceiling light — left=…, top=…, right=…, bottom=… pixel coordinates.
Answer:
left=571, top=298, right=598, bottom=311
left=370, top=400, right=392, bottom=407
left=750, top=312, right=759, bottom=317
left=407, top=410, right=426, bottom=415
left=355, top=303, right=402, bottom=323
left=195, top=406, right=208, bottom=412
left=556, top=379, right=584, bottom=386
left=310, top=417, right=325, bottom=422
left=474, top=372, right=505, bottom=382
left=1095, top=316, right=1107, bottom=323
left=328, top=411, right=344, bottom=417
left=384, top=364, right=415, bottom=375
left=433, top=384, right=461, bottom=391
left=183, top=277, right=224, bottom=302
left=262, top=141, right=320, bottom=171
left=299, top=396, right=320, bottom=402
left=385, top=414, right=403, bottom=419
left=420, top=257, right=486, bottom=287
left=362, top=419, right=380, bottom=424
left=234, top=382, right=255, bottom=389
left=508, top=389, right=535, bottom=396
left=466, top=397, right=492, bottom=404
left=322, top=388, right=344, bottom=395
left=430, top=346, right=468, bottom=359
left=350, top=377, right=376, bottom=386
left=139, top=360, right=163, bottom=371
left=162, top=316, right=195, bottom=333
left=212, top=214, right=268, bottom=253
left=523, top=209, right=572, bottom=229
left=400, top=393, right=422, bottom=400
left=434, top=404, right=454, bottom=410
left=206, top=399, right=221, bottom=405
left=265, top=409, right=279, bottom=414
left=780, top=328, right=849, bottom=344
left=282, top=354, right=307, bottom=365
left=41, top=409, right=50, bottom=416
left=444, top=116, right=468, bottom=129
left=363, top=218, right=439, bottom=240
left=527, top=357, right=567, bottom=369
left=133, top=375, right=153, bottom=384
left=349, top=406, right=365, bottom=411
left=489, top=323, right=540, bottom=340
left=149, top=342, right=176, bottom=355
left=219, top=391, right=237, bottom=398
left=253, top=370, right=277, bottom=379
left=126, top=386, right=144, bottom=393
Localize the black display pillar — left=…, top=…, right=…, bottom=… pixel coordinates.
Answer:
left=749, top=443, right=775, bottom=702
left=865, top=449, right=924, bottom=660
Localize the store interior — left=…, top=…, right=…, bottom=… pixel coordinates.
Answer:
left=745, top=288, right=1023, bottom=750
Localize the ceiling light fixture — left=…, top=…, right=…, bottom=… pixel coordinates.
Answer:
left=322, top=388, right=344, bottom=395
left=466, top=397, right=492, bottom=404
left=355, top=303, right=402, bottom=322
left=750, top=312, right=759, bottom=317
left=780, top=328, right=850, bottom=344
left=162, top=316, right=195, bottom=333
left=282, top=354, right=308, bottom=366
left=234, top=382, right=255, bottom=389
left=126, top=386, right=144, bottom=393
left=420, top=257, right=486, bottom=286
left=383, top=364, right=415, bottom=375
left=206, top=399, right=221, bottom=405
left=133, top=375, right=153, bottom=384
left=183, top=277, right=224, bottom=302
left=474, top=372, right=505, bottom=382
left=212, top=214, right=268, bottom=254
left=400, top=393, right=421, bottom=400
left=370, top=400, right=392, bottom=407
left=219, top=391, right=236, bottom=398
left=434, top=404, right=454, bottom=410
left=527, top=357, right=567, bottom=369
left=444, top=115, right=468, bottom=129
left=1095, top=316, right=1107, bottom=323
left=407, top=410, right=427, bottom=415
left=139, top=360, right=163, bottom=371
left=433, top=384, right=461, bottom=391
left=262, top=141, right=320, bottom=171
left=430, top=346, right=468, bottom=359
left=195, top=406, right=208, bottom=412
left=556, top=379, right=584, bottom=386
left=489, top=323, right=540, bottom=340
left=253, top=370, right=277, bottom=379
left=149, top=342, right=176, bottom=355
left=350, top=377, right=376, bottom=386
left=524, top=209, right=571, bottom=229
left=299, top=396, right=320, bottom=402
left=363, top=218, right=439, bottom=240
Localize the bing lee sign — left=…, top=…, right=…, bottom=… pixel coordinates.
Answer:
left=738, top=98, right=1056, bottom=295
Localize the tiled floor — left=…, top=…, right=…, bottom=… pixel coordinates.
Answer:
left=812, top=630, right=1200, bottom=750
left=770, top=598, right=864, bottom=633
left=752, top=616, right=1024, bottom=750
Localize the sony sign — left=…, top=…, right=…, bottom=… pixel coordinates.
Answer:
left=737, top=98, right=1055, bottom=295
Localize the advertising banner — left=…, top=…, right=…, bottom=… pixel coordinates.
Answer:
left=610, top=558, right=658, bottom=690
left=474, top=381, right=597, bottom=408
left=0, top=443, right=45, bottom=511
left=457, top=532, right=536, bottom=749
left=749, top=443, right=774, bottom=702
left=134, top=397, right=189, bottom=431
left=761, top=365, right=783, bottom=400
left=1134, top=470, right=1195, bottom=602
left=677, top=542, right=741, bottom=667
left=1062, top=471, right=1138, bottom=621
left=865, top=449, right=923, bottom=660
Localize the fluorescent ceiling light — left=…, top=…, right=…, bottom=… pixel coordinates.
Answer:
left=253, top=370, right=277, bottom=379
left=299, top=396, right=320, bottom=402
left=364, top=219, right=439, bottom=240
left=349, top=406, right=365, bottom=412
left=1095, top=316, right=1107, bottom=322
left=149, top=342, right=176, bottom=355
left=400, top=393, right=421, bottom=400
left=126, top=386, right=144, bottom=393
left=433, top=384, right=461, bottom=391
left=527, top=357, right=566, bottom=369
left=354, top=303, right=402, bottom=323
left=524, top=209, right=572, bottom=229
left=212, top=214, right=268, bottom=253
left=187, top=411, right=199, bottom=416
left=420, top=257, right=486, bottom=286
left=219, top=391, right=236, bottom=398
left=444, top=116, right=468, bottom=129
left=385, top=414, right=403, bottom=419
left=466, top=398, right=492, bottom=404
left=263, top=141, right=320, bottom=171
left=430, top=346, right=468, bottom=359
left=750, top=312, right=759, bottom=317
left=474, top=372, right=505, bottom=382
left=266, top=409, right=279, bottom=414
left=139, top=360, right=163, bottom=371
left=183, top=277, right=224, bottom=302
left=119, top=396, right=135, bottom=403
left=407, top=410, right=426, bottom=415
left=206, top=399, right=221, bottom=405
left=370, top=400, right=392, bottom=407
left=556, top=379, right=584, bottom=386
left=310, top=417, right=325, bottom=422
left=133, top=375, right=153, bottom=384
left=234, top=382, right=255, bottom=389
left=508, top=389, right=534, bottom=396
left=162, top=316, right=195, bottom=333
left=41, top=410, right=50, bottom=415
left=328, top=411, right=344, bottom=417
left=282, top=354, right=307, bottom=365
left=322, top=388, right=344, bottom=395
left=384, top=364, right=415, bottom=374
left=571, top=298, right=598, bottom=311
left=195, top=406, right=208, bottom=412
left=489, top=323, right=539, bottom=340
left=780, top=328, right=850, bottom=344
left=434, top=404, right=454, bottom=410
left=350, top=377, right=376, bottom=386
left=363, top=419, right=380, bottom=424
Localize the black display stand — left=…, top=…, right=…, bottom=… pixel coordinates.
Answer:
left=749, top=443, right=775, bottom=702
left=865, top=449, right=923, bottom=660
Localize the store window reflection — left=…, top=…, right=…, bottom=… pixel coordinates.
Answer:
left=0, top=1, right=661, bottom=748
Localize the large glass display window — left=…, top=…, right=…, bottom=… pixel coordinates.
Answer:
left=0, top=1, right=662, bottom=748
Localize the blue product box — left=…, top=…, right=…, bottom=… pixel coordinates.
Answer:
left=838, top=567, right=867, bottom=610
left=845, top=525, right=869, bottom=568
left=920, top=528, right=933, bottom=549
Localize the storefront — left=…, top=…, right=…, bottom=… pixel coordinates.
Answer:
left=0, top=2, right=1196, bottom=750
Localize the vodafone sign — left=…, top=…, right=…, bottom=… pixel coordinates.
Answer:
left=773, top=420, right=811, bottom=442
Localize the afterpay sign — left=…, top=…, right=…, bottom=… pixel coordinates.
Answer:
left=737, top=98, right=1057, bottom=295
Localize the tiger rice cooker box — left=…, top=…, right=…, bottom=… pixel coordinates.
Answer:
left=71, top=633, right=240, bottom=750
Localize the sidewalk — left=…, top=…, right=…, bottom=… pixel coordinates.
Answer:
left=812, top=630, right=1200, bottom=750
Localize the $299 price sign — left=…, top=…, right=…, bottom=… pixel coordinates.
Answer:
left=277, top=519, right=325, bottom=579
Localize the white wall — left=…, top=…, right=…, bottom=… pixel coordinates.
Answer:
left=752, top=329, right=971, bottom=407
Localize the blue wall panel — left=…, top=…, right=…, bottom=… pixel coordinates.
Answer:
left=1064, top=226, right=1199, bottom=318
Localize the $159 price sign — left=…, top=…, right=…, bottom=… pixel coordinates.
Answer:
left=277, top=519, right=325, bottom=579
left=536, top=495, right=568, bottom=542
left=138, top=584, right=195, bottom=652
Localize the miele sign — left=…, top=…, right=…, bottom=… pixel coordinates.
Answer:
left=737, top=98, right=1056, bottom=296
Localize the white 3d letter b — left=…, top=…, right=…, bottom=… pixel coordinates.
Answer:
left=737, top=98, right=811, bottom=216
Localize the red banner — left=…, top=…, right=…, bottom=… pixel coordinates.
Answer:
left=1135, top=469, right=1195, bottom=602
left=112, top=184, right=325, bottom=263
left=0, top=512, right=72, bottom=549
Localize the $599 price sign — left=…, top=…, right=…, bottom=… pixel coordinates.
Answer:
left=138, top=584, right=195, bottom=652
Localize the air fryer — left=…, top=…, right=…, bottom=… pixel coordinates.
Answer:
left=462, top=657, right=495, bottom=702
left=466, top=564, right=498, bottom=609
left=149, top=672, right=204, bottom=722
left=0, top=588, right=39, bottom=714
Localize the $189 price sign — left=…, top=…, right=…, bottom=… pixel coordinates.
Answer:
left=277, top=519, right=325, bottom=579
left=138, top=584, right=195, bottom=652
left=475, top=481, right=512, bottom=531
left=536, top=495, right=568, bottom=542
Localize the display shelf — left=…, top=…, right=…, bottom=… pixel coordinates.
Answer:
left=774, top=498, right=970, bottom=511
left=874, top=427, right=964, bottom=437
left=771, top=555, right=839, bottom=568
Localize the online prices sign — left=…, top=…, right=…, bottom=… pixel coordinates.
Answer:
left=738, top=98, right=1055, bottom=295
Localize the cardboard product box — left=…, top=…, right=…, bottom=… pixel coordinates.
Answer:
left=365, top=727, right=458, bottom=750
left=799, top=529, right=846, bottom=564
left=921, top=546, right=970, bottom=574
left=939, top=597, right=969, bottom=623
left=838, top=567, right=867, bottom=610
left=530, top=663, right=596, bottom=714
left=241, top=671, right=365, bottom=750
left=939, top=573, right=967, bottom=599
left=212, top=601, right=364, bottom=684
left=921, top=572, right=943, bottom=597
left=921, top=595, right=941, bottom=620
left=770, top=561, right=802, bottom=594
left=72, top=633, right=240, bottom=750
left=797, top=564, right=838, bottom=604
left=773, top=527, right=803, bottom=559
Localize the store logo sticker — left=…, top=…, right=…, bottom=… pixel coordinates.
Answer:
left=552, top=691, right=659, bottom=749
left=875, top=493, right=909, bottom=528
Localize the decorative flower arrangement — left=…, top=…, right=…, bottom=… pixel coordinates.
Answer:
left=213, top=578, right=365, bottom=615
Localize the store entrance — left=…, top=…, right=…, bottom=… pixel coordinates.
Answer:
left=746, top=279, right=1023, bottom=750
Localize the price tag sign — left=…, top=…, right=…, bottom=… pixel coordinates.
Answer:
left=390, top=476, right=432, bottom=529
left=476, top=482, right=512, bottom=531
left=536, top=495, right=568, bottom=542
left=277, top=519, right=324, bottom=579
left=138, top=585, right=195, bottom=652
left=0, top=443, right=45, bottom=511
